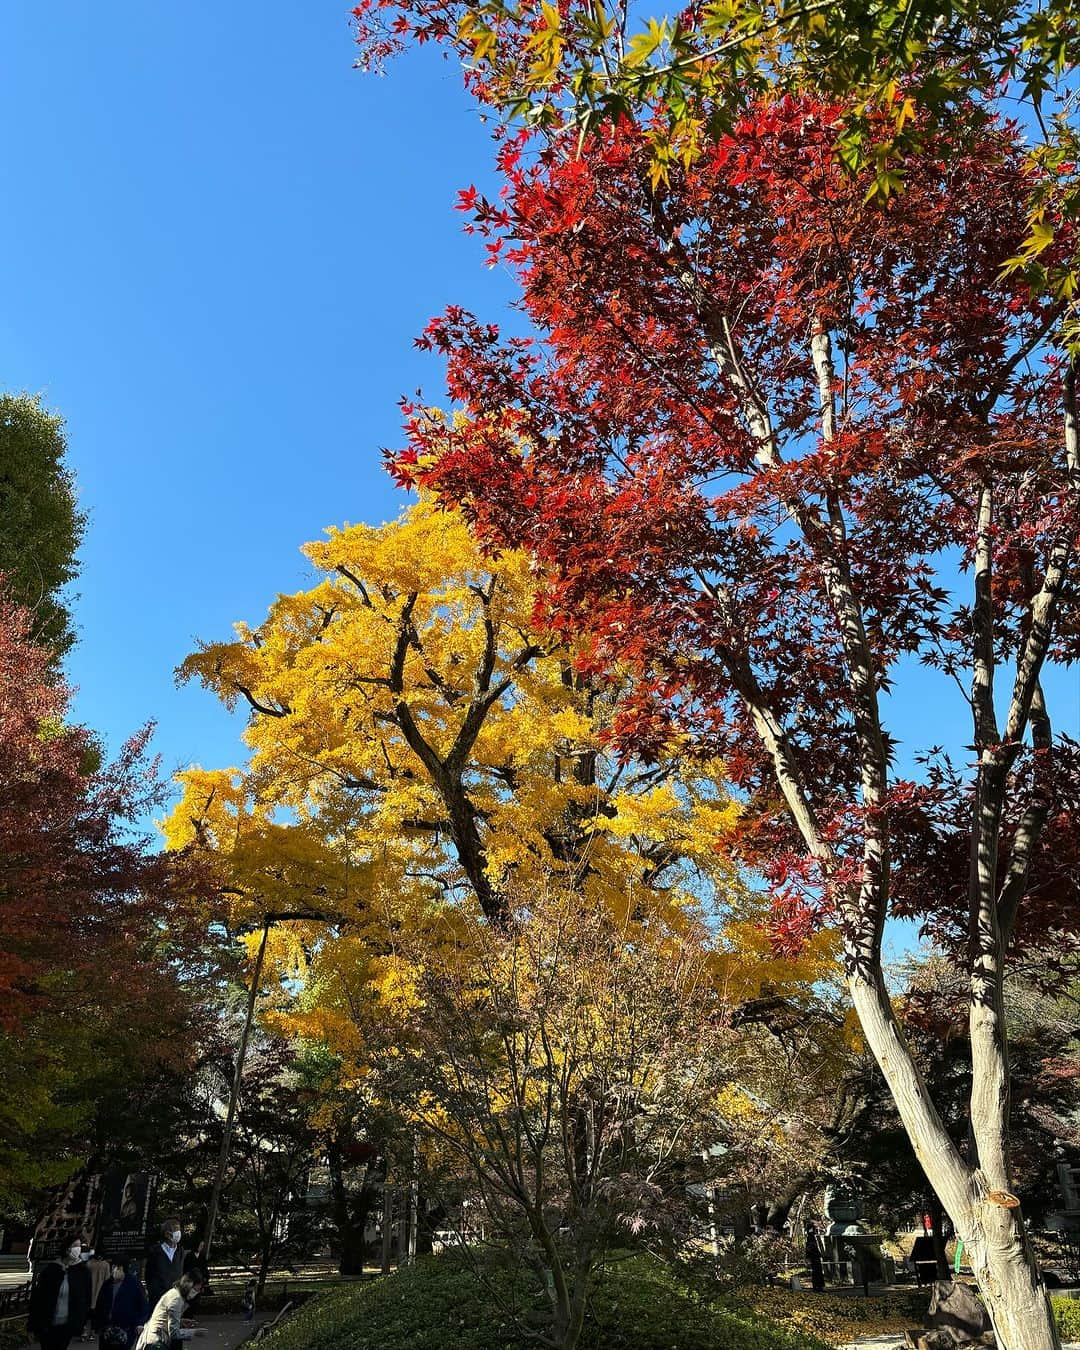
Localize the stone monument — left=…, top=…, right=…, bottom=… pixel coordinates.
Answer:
left=822, top=1182, right=887, bottom=1289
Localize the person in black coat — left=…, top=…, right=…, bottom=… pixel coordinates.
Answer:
left=180, top=1243, right=207, bottom=1317
left=180, top=1244, right=204, bottom=1277
left=110, top=1261, right=150, bottom=1350
left=92, top=1263, right=126, bottom=1350
left=27, top=1234, right=93, bottom=1350
left=804, top=1221, right=826, bottom=1292
left=143, top=1220, right=185, bottom=1311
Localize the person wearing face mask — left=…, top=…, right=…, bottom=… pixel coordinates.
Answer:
left=143, top=1223, right=184, bottom=1312
left=134, top=1273, right=206, bottom=1350
left=91, top=1263, right=128, bottom=1350
left=27, top=1233, right=93, bottom=1350
left=109, top=1261, right=150, bottom=1350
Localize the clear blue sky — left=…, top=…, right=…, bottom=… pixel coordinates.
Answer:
left=0, top=3, right=517, bottom=788
left=0, top=4, right=1076, bottom=850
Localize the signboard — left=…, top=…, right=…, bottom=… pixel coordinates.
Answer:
left=31, top=1172, right=103, bottom=1262
left=31, top=1169, right=159, bottom=1264
left=97, top=1171, right=158, bottom=1260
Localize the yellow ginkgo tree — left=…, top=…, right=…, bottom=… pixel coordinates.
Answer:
left=167, top=498, right=746, bottom=934
left=164, top=499, right=846, bottom=1296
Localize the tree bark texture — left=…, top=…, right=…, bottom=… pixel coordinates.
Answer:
left=850, top=973, right=1061, bottom=1349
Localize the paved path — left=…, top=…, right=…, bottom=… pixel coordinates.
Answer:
left=0, top=1314, right=275, bottom=1350
left=840, top=1340, right=1080, bottom=1350
left=191, top=1312, right=274, bottom=1350
left=839, top=1337, right=906, bottom=1348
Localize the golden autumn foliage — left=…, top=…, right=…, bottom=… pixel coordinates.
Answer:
left=366, top=885, right=738, bottom=1259
left=163, top=500, right=849, bottom=1244
left=165, top=499, right=752, bottom=938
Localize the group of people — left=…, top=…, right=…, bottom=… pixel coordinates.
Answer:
left=27, top=1220, right=207, bottom=1350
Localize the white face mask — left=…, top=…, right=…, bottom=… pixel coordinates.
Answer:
left=168, top=1232, right=181, bottom=1245
left=66, top=1246, right=82, bottom=1263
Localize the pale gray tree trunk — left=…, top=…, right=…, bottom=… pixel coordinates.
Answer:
left=850, top=972, right=1061, bottom=1349
left=677, top=284, right=1078, bottom=1350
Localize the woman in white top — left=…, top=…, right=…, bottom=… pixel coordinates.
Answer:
left=133, top=1273, right=205, bottom=1350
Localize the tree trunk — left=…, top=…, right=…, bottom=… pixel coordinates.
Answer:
left=848, top=971, right=1061, bottom=1350
left=256, top=1236, right=274, bottom=1298
left=558, top=1269, right=589, bottom=1350
left=328, top=1147, right=377, bottom=1276
left=955, top=1204, right=1059, bottom=1350
left=381, top=1185, right=393, bottom=1275
left=414, top=1185, right=434, bottom=1256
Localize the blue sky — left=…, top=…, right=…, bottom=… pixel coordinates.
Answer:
left=0, top=3, right=1076, bottom=862
left=0, top=3, right=516, bottom=787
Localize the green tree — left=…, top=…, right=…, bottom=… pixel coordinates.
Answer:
left=0, top=393, right=85, bottom=657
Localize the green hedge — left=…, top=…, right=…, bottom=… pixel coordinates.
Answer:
left=0, top=1323, right=28, bottom=1350
left=1054, top=1294, right=1080, bottom=1339
left=258, top=1255, right=832, bottom=1350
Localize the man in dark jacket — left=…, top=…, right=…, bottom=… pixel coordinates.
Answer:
left=143, top=1219, right=185, bottom=1311
left=27, top=1233, right=93, bottom=1350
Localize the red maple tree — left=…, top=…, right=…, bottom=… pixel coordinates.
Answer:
left=0, top=585, right=207, bottom=1032
left=389, top=98, right=1079, bottom=1346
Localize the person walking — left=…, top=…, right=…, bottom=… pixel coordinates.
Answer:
left=133, top=1273, right=206, bottom=1350
left=91, top=1263, right=128, bottom=1350
left=85, top=1253, right=112, bottom=1312
left=82, top=1252, right=113, bottom=1343
left=180, top=1245, right=204, bottom=1278
left=27, top=1234, right=93, bottom=1350
left=110, top=1261, right=150, bottom=1350
left=804, top=1221, right=826, bottom=1293
left=143, top=1222, right=185, bottom=1311
left=179, top=1245, right=206, bottom=1317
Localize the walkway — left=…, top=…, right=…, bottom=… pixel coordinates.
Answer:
left=841, top=1339, right=1080, bottom=1350
left=194, top=1312, right=274, bottom=1350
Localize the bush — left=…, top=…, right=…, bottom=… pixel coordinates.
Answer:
left=1054, top=1294, right=1080, bottom=1338
left=258, top=1254, right=832, bottom=1350
left=0, top=1323, right=30, bottom=1350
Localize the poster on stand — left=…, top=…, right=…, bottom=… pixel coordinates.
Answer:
left=30, top=1173, right=104, bottom=1262
left=31, top=1170, right=159, bottom=1264
left=98, top=1171, right=158, bottom=1260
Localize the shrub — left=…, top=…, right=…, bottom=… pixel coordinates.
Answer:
left=0, top=1322, right=30, bottom=1350
left=258, top=1254, right=832, bottom=1350
left=1054, top=1294, right=1080, bottom=1339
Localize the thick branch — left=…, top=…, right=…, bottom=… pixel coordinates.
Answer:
left=971, top=481, right=999, bottom=750
left=998, top=681, right=1053, bottom=943
left=233, top=683, right=291, bottom=718
left=1002, top=358, right=1079, bottom=747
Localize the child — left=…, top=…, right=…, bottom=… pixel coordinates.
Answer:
left=240, top=1281, right=256, bottom=1323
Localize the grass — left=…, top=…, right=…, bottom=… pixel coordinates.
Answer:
left=722, top=1286, right=930, bottom=1342
left=256, top=1254, right=834, bottom=1350
left=726, top=1283, right=1080, bottom=1343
